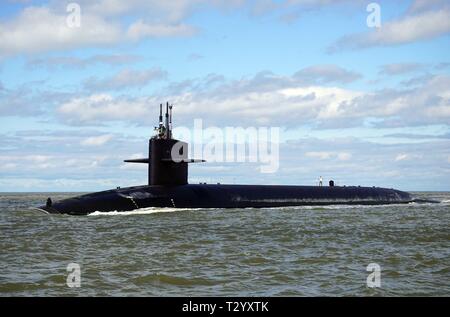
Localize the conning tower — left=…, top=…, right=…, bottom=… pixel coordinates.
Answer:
left=124, top=102, right=204, bottom=186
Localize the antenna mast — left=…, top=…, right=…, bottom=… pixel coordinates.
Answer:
left=165, top=102, right=170, bottom=139
left=156, top=103, right=165, bottom=138
left=169, top=104, right=173, bottom=139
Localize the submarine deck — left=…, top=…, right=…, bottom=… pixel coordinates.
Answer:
left=39, top=184, right=413, bottom=215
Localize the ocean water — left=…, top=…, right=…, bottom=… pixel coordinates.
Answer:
left=0, top=192, right=449, bottom=297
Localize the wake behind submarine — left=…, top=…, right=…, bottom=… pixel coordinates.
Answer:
left=38, top=103, right=412, bottom=215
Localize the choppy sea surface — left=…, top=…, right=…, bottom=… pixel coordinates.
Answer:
left=0, top=192, right=449, bottom=296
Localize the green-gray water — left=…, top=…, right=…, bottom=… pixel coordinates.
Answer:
left=1, top=192, right=449, bottom=296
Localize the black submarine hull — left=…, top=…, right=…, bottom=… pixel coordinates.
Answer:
left=39, top=184, right=413, bottom=215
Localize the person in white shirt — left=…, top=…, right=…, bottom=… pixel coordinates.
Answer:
left=319, top=176, right=323, bottom=186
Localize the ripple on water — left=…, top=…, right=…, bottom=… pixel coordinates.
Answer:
left=1, top=192, right=449, bottom=296
left=131, top=273, right=221, bottom=287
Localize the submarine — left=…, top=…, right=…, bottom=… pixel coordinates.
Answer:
left=38, top=102, right=413, bottom=215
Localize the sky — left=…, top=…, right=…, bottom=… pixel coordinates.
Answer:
left=0, top=0, right=449, bottom=192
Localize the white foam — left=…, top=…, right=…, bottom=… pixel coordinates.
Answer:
left=28, top=207, right=50, bottom=214
left=84, top=200, right=447, bottom=216
left=262, top=203, right=410, bottom=211
left=88, top=207, right=200, bottom=216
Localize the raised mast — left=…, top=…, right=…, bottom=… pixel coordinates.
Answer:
left=169, top=104, right=173, bottom=139
left=165, top=102, right=170, bottom=139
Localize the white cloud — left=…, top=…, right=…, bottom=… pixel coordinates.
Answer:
left=0, top=154, right=53, bottom=169
left=0, top=7, right=122, bottom=56
left=80, top=134, right=113, bottom=146
left=330, top=8, right=450, bottom=51
left=127, top=21, right=197, bottom=40
left=56, top=70, right=450, bottom=128
left=337, top=152, right=352, bottom=161
left=70, top=0, right=203, bottom=20
left=395, top=153, right=409, bottom=161
left=344, top=75, right=450, bottom=127
left=4, top=0, right=447, bottom=57
left=57, top=65, right=365, bottom=125
left=281, top=86, right=362, bottom=120
left=395, top=153, right=423, bottom=161
left=0, top=1, right=246, bottom=56
left=58, top=94, right=154, bottom=124
left=305, top=151, right=352, bottom=160
left=83, top=68, right=167, bottom=91
left=0, top=163, right=17, bottom=170
left=27, top=54, right=142, bottom=69
left=408, top=0, right=449, bottom=13
left=26, top=155, right=52, bottom=163
left=379, top=63, right=424, bottom=76
left=294, top=64, right=362, bottom=84
left=305, top=151, right=333, bottom=159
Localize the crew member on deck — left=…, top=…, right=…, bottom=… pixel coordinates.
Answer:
left=319, top=176, right=323, bottom=187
